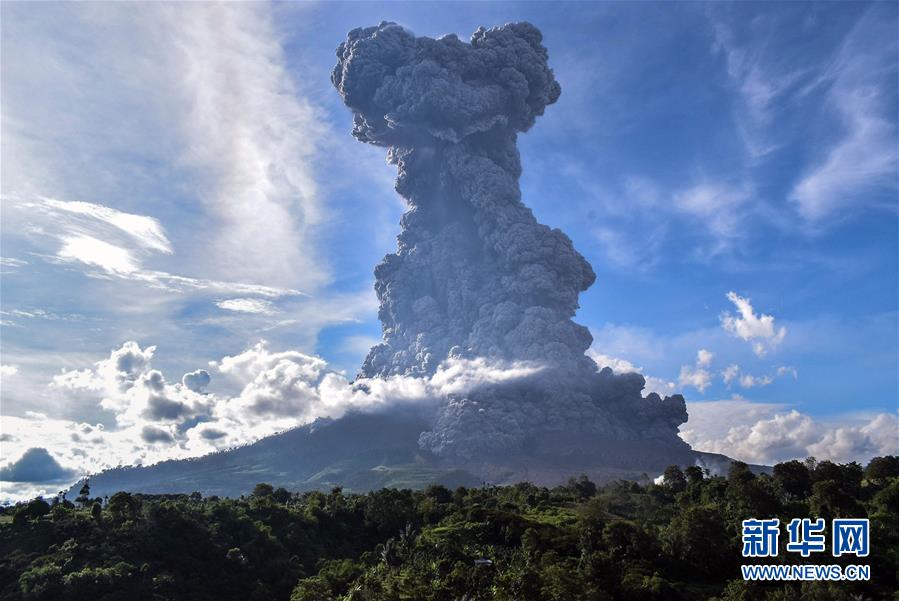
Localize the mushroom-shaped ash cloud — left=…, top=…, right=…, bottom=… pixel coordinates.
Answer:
left=333, top=22, right=688, bottom=458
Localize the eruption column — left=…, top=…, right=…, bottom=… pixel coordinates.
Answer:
left=333, top=22, right=688, bottom=457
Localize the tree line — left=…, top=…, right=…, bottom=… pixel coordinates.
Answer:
left=1, top=456, right=896, bottom=600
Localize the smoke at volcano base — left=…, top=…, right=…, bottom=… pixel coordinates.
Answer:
left=332, top=21, right=688, bottom=458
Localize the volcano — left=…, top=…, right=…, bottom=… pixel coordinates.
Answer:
left=70, top=21, right=749, bottom=499
left=72, top=409, right=750, bottom=499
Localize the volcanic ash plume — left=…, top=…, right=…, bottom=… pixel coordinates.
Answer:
left=333, top=22, right=688, bottom=458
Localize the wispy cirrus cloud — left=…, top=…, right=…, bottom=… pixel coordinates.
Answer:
left=216, top=298, right=276, bottom=315
left=711, top=15, right=807, bottom=160
left=57, top=235, right=140, bottom=276
left=2, top=3, right=331, bottom=293
left=790, top=6, right=898, bottom=222
left=6, top=194, right=304, bottom=299
left=1, top=2, right=385, bottom=432
left=710, top=4, right=897, bottom=225
left=0, top=2, right=339, bottom=352
left=672, top=180, right=754, bottom=249
left=155, top=2, right=330, bottom=292
left=581, top=173, right=755, bottom=269
left=37, top=197, right=173, bottom=254
left=0, top=257, right=28, bottom=274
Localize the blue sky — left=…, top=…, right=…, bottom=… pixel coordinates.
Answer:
left=1, top=2, right=896, bottom=500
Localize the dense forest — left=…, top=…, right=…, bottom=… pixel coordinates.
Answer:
left=1, top=456, right=897, bottom=600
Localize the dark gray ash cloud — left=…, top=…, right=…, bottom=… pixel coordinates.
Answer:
left=333, top=21, right=688, bottom=457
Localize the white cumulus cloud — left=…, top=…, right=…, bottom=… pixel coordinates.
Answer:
left=1, top=339, right=546, bottom=501
left=684, top=400, right=899, bottom=465
left=776, top=366, right=798, bottom=379
left=738, top=373, right=773, bottom=388
left=720, top=291, right=786, bottom=357
left=678, top=349, right=715, bottom=393
left=696, top=348, right=714, bottom=368
left=721, top=364, right=777, bottom=389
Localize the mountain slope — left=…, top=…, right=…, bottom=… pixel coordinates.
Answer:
left=72, top=410, right=760, bottom=498
left=74, top=412, right=480, bottom=498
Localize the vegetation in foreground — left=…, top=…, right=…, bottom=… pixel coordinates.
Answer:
left=1, top=456, right=897, bottom=601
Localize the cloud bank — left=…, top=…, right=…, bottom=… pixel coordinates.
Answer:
left=1, top=339, right=544, bottom=500
left=683, top=400, right=898, bottom=465
left=2, top=337, right=893, bottom=501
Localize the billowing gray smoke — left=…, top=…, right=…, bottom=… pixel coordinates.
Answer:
left=333, top=22, right=688, bottom=458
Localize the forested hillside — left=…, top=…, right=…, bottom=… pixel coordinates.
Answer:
left=1, top=457, right=897, bottom=600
